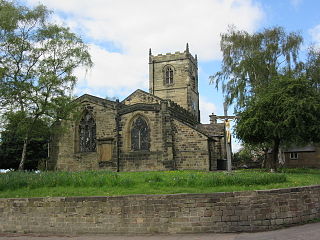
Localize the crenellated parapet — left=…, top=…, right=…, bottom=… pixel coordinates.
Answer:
left=166, top=99, right=198, bottom=125
left=149, top=50, right=197, bottom=67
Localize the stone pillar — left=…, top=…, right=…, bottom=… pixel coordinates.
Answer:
left=209, top=113, right=217, bottom=124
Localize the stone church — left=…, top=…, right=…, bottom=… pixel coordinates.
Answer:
left=49, top=45, right=227, bottom=172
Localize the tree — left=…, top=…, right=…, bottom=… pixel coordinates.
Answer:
left=211, top=26, right=303, bottom=107
left=305, top=46, right=320, bottom=90
left=235, top=76, right=320, bottom=171
left=0, top=1, right=92, bottom=170
left=0, top=111, right=49, bottom=170
left=233, top=143, right=267, bottom=169
left=211, top=26, right=320, bottom=171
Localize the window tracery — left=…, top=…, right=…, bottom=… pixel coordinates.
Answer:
left=131, top=116, right=149, bottom=151
left=79, top=111, right=96, bottom=152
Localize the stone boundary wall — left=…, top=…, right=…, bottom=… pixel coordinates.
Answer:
left=0, top=185, right=319, bottom=234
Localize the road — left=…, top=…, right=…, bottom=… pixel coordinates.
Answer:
left=0, top=222, right=319, bottom=240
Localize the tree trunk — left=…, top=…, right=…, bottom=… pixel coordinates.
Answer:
left=271, top=138, right=280, bottom=172
left=18, top=137, right=28, bottom=170
left=262, top=148, right=268, bottom=168
left=18, top=116, right=39, bottom=171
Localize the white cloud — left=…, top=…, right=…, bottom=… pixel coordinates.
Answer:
left=25, top=0, right=263, bottom=98
left=309, top=24, right=320, bottom=48
left=77, top=44, right=148, bottom=88
left=290, top=0, right=302, bottom=8
left=199, top=97, right=217, bottom=124
left=26, top=0, right=263, bottom=60
left=232, top=138, right=242, bottom=152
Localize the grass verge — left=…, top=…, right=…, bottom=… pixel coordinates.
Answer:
left=0, top=169, right=319, bottom=198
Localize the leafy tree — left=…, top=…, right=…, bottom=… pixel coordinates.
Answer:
left=0, top=111, right=49, bottom=170
left=211, top=26, right=320, bottom=170
left=211, top=26, right=303, bottom=107
left=233, top=143, right=267, bottom=168
left=235, top=76, right=320, bottom=171
left=0, top=1, right=92, bottom=169
left=305, top=46, right=320, bottom=90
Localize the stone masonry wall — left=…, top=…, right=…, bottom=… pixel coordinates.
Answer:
left=55, top=99, right=117, bottom=171
left=118, top=109, right=173, bottom=171
left=0, top=185, right=319, bottom=234
left=149, top=51, right=199, bottom=120
left=172, top=119, right=210, bottom=170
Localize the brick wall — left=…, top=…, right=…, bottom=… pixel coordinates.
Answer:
left=0, top=186, right=319, bottom=234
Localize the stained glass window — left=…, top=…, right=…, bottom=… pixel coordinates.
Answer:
left=165, top=66, right=174, bottom=85
left=79, top=111, right=96, bottom=152
left=131, top=116, right=149, bottom=151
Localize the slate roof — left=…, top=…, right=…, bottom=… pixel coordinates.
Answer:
left=195, top=123, right=225, bottom=138
left=284, top=145, right=316, bottom=152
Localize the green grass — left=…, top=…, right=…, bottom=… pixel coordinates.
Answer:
left=0, top=169, right=319, bottom=198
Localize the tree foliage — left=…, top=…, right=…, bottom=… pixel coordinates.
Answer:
left=0, top=0, right=92, bottom=169
left=0, top=112, right=49, bottom=170
left=305, top=47, right=320, bottom=90
left=233, top=143, right=267, bottom=169
left=235, top=76, right=320, bottom=170
left=212, top=26, right=320, bottom=170
left=211, top=26, right=303, bottom=107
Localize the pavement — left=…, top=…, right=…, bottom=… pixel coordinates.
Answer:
left=0, top=222, right=319, bottom=240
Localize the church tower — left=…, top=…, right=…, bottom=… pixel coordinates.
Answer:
left=149, top=44, right=200, bottom=122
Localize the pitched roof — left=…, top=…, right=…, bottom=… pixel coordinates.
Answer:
left=75, top=94, right=117, bottom=107
left=284, top=145, right=316, bottom=152
left=195, top=123, right=225, bottom=138
left=121, top=89, right=163, bottom=104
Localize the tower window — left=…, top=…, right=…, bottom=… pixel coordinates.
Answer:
left=165, top=66, right=174, bottom=85
left=131, top=116, right=149, bottom=151
left=79, top=111, right=96, bottom=152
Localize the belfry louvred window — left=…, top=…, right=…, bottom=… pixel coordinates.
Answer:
left=131, top=116, right=149, bottom=151
left=165, top=66, right=174, bottom=85
left=79, top=111, right=96, bottom=152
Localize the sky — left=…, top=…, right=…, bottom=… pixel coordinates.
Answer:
left=21, top=0, right=320, bottom=151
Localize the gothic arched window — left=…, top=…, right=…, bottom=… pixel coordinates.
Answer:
left=131, top=116, right=149, bottom=151
left=165, top=66, right=174, bottom=85
left=79, top=111, right=96, bottom=152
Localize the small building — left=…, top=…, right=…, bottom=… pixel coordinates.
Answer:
left=49, top=46, right=227, bottom=172
left=281, top=145, right=320, bottom=168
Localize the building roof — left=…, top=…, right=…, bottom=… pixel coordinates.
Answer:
left=284, top=145, right=316, bottom=152
left=195, top=123, right=225, bottom=138
left=76, top=94, right=117, bottom=107
left=121, top=89, right=163, bottom=104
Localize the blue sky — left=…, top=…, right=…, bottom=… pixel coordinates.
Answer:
left=22, top=0, right=320, bottom=151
